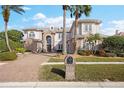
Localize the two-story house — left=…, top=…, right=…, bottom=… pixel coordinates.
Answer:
left=23, top=19, right=102, bottom=53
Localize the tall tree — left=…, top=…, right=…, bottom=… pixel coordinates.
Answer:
left=62, top=5, right=69, bottom=55
left=69, top=5, right=92, bottom=54
left=1, top=5, right=25, bottom=52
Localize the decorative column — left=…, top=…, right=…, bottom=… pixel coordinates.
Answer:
left=43, top=33, right=47, bottom=52
left=51, top=33, right=55, bottom=52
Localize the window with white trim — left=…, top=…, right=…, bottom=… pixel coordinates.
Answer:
left=29, top=32, right=35, bottom=38
left=58, top=33, right=62, bottom=39
left=85, top=24, right=92, bottom=32
left=85, top=24, right=88, bottom=31
left=58, top=44, right=63, bottom=50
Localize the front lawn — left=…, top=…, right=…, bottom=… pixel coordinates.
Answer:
left=48, top=56, right=124, bottom=62
left=39, top=64, right=124, bottom=81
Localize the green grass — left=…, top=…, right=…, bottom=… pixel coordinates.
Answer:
left=48, top=58, right=64, bottom=62
left=39, top=64, right=124, bottom=81
left=48, top=57, right=124, bottom=62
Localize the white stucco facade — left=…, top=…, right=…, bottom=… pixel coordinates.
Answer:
left=23, top=19, right=102, bottom=53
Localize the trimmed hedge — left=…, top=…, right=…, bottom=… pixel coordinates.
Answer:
left=117, top=53, right=124, bottom=57
left=78, top=50, right=93, bottom=56
left=0, top=39, right=23, bottom=52
left=106, top=53, right=117, bottom=57
left=0, top=52, right=17, bottom=61
left=98, top=49, right=106, bottom=57
left=16, top=48, right=26, bottom=53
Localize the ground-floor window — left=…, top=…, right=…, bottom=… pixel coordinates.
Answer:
left=58, top=44, right=63, bottom=50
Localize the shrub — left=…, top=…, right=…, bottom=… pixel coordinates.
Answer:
left=98, top=49, right=106, bottom=57
left=102, top=36, right=124, bottom=53
left=0, top=39, right=8, bottom=52
left=0, top=52, right=17, bottom=61
left=0, top=39, right=24, bottom=52
left=57, top=50, right=62, bottom=53
left=93, top=50, right=99, bottom=55
left=117, top=53, right=124, bottom=57
left=16, top=48, right=26, bottom=53
left=106, top=53, right=117, bottom=57
left=78, top=50, right=93, bottom=56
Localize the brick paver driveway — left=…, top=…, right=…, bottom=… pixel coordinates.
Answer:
left=0, top=53, right=49, bottom=82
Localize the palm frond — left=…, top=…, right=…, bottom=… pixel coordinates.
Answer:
left=9, top=5, right=25, bottom=15
left=68, top=5, right=92, bottom=18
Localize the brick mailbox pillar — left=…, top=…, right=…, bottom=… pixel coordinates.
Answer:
left=65, top=55, right=75, bottom=80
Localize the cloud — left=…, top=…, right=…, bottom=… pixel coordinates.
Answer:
left=22, top=7, right=31, bottom=11
left=35, top=22, right=45, bottom=27
left=44, top=16, right=74, bottom=27
left=100, top=28, right=116, bottom=36
left=33, top=13, right=46, bottom=20
left=33, top=12, right=74, bottom=28
left=33, top=13, right=74, bottom=28
left=22, top=18, right=29, bottom=22
left=100, top=20, right=124, bottom=36
left=8, top=25, right=23, bottom=30
left=110, top=20, right=124, bottom=30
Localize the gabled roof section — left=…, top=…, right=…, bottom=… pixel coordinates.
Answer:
left=69, top=19, right=102, bottom=32
left=23, top=27, right=70, bottom=33
left=23, top=28, right=43, bottom=32
left=78, top=19, right=102, bottom=24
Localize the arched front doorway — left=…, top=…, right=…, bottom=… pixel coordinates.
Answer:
left=46, top=35, right=52, bottom=52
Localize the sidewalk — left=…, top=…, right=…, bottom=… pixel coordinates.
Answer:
left=41, top=62, right=124, bottom=65
left=0, top=82, right=124, bottom=88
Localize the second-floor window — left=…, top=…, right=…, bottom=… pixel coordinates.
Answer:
left=85, top=25, right=88, bottom=31
left=79, top=25, right=82, bottom=35
left=58, top=33, right=62, bottom=39
left=85, top=24, right=92, bottom=32
left=29, top=32, right=35, bottom=38
left=89, top=24, right=92, bottom=31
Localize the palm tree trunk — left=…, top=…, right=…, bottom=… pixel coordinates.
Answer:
left=74, top=8, right=78, bottom=54
left=5, top=22, right=12, bottom=52
left=62, top=6, right=67, bottom=55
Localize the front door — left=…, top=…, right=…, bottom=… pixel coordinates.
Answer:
left=46, top=36, right=52, bottom=52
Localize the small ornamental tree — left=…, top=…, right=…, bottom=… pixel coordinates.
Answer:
left=0, top=29, right=24, bottom=52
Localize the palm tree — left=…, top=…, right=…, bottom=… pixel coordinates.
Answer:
left=1, top=5, right=25, bottom=52
left=69, top=5, right=92, bottom=54
left=62, top=5, right=70, bottom=55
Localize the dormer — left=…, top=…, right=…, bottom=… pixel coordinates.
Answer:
left=50, top=26, right=54, bottom=30
left=60, top=27, right=63, bottom=30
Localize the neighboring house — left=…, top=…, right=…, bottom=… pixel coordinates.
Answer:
left=115, top=30, right=124, bottom=36
left=23, top=19, right=102, bottom=53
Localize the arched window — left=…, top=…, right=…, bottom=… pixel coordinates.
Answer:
left=29, top=32, right=35, bottom=38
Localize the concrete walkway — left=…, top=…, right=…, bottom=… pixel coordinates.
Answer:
left=0, top=63, right=7, bottom=66
left=0, top=53, right=49, bottom=82
left=41, top=62, right=124, bottom=65
left=0, top=82, right=124, bottom=88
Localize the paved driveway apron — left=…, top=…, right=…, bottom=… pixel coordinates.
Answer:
left=0, top=54, right=49, bottom=82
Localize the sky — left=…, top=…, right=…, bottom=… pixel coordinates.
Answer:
left=0, top=5, right=124, bottom=35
